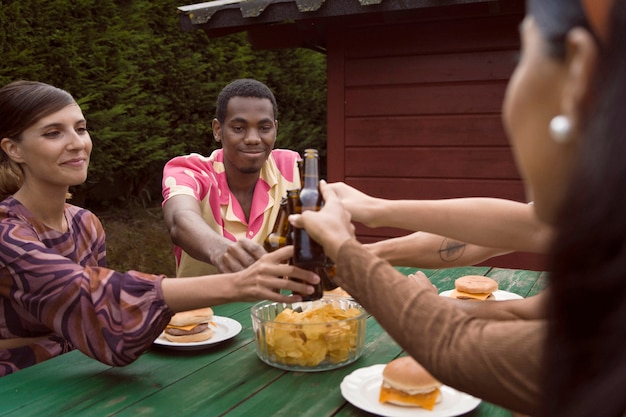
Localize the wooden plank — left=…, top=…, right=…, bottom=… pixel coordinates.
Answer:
left=0, top=353, right=111, bottom=416
left=220, top=321, right=402, bottom=416
left=345, top=114, right=508, bottom=147
left=345, top=147, right=519, bottom=179
left=396, top=266, right=494, bottom=291
left=395, top=266, right=439, bottom=278
left=116, top=317, right=401, bottom=417
left=344, top=14, right=522, bottom=58
left=487, top=268, right=543, bottom=297
left=526, top=271, right=550, bottom=296
left=344, top=178, right=527, bottom=201
left=326, top=25, right=346, bottom=183
left=345, top=82, right=507, bottom=117
left=477, top=252, right=548, bottom=272
left=427, top=266, right=493, bottom=291
left=345, top=50, right=517, bottom=87
left=1, top=308, right=256, bottom=416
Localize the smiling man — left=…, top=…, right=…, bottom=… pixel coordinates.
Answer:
left=161, top=79, right=301, bottom=277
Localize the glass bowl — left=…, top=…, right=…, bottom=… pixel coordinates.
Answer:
left=250, top=296, right=367, bottom=372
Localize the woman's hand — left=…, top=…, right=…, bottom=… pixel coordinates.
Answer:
left=289, top=180, right=356, bottom=261
left=326, top=181, right=381, bottom=227
left=232, top=245, right=321, bottom=303
left=162, top=245, right=321, bottom=310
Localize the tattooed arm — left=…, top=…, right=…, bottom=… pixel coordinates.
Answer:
left=365, top=231, right=511, bottom=268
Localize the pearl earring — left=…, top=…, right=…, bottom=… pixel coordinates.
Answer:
left=549, top=115, right=572, bottom=144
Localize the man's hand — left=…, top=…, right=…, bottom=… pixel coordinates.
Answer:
left=213, top=239, right=267, bottom=273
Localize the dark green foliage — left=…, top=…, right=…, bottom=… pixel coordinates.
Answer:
left=0, top=0, right=327, bottom=208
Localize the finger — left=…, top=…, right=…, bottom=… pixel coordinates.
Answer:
left=239, top=239, right=267, bottom=260
left=272, top=276, right=317, bottom=296
left=288, top=213, right=303, bottom=228
left=226, top=245, right=258, bottom=269
left=263, top=245, right=294, bottom=263
left=219, top=257, right=244, bottom=273
left=285, top=265, right=320, bottom=285
left=319, top=180, right=339, bottom=203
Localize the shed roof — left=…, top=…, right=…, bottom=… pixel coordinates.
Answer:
left=177, top=0, right=502, bottom=50
left=178, top=0, right=498, bottom=32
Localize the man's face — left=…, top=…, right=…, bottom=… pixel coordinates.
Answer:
left=212, top=96, right=277, bottom=175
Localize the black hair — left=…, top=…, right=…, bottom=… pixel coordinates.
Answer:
left=214, top=79, right=278, bottom=124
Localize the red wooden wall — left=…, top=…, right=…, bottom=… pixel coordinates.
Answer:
left=325, top=2, right=546, bottom=270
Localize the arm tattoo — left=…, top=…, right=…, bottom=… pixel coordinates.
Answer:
left=438, top=237, right=466, bottom=262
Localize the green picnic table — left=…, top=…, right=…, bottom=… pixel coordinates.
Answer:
left=0, top=265, right=547, bottom=417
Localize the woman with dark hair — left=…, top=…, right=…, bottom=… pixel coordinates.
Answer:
left=0, top=80, right=319, bottom=377
left=291, top=0, right=625, bottom=416
left=540, top=0, right=626, bottom=415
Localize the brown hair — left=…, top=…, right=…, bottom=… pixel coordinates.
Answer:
left=0, top=81, right=76, bottom=200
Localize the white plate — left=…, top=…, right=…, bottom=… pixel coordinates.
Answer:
left=439, top=289, right=523, bottom=300
left=153, top=316, right=242, bottom=351
left=341, top=364, right=481, bottom=417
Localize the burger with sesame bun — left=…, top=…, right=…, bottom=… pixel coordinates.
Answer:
left=164, top=307, right=215, bottom=343
left=379, top=356, right=443, bottom=410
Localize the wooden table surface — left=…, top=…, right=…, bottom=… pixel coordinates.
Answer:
left=0, top=265, right=547, bottom=417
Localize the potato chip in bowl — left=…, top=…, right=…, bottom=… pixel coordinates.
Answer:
left=250, top=296, right=367, bottom=371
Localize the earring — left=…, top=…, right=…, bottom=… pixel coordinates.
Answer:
left=549, top=115, right=572, bottom=144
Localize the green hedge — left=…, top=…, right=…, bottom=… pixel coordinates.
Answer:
left=0, top=0, right=327, bottom=208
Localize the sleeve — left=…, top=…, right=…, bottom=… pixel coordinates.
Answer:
left=334, top=239, right=543, bottom=416
left=162, top=154, right=216, bottom=204
left=0, top=218, right=173, bottom=367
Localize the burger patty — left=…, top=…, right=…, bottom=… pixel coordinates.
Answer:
left=165, top=322, right=209, bottom=336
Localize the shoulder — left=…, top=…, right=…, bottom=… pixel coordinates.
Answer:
left=64, top=204, right=104, bottom=229
left=164, top=152, right=218, bottom=171
left=269, top=149, right=300, bottom=171
left=270, top=149, right=300, bottom=161
left=0, top=197, right=31, bottom=225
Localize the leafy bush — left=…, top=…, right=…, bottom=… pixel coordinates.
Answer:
left=0, top=0, right=327, bottom=209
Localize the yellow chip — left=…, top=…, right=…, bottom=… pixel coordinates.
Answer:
left=265, top=304, right=361, bottom=367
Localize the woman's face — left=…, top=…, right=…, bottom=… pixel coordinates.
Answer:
left=502, top=16, right=581, bottom=225
left=10, top=103, right=92, bottom=190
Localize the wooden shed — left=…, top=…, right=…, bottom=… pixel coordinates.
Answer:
left=177, top=0, right=546, bottom=270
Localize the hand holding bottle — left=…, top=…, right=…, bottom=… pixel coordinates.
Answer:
left=289, top=180, right=356, bottom=264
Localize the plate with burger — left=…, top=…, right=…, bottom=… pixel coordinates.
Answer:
left=153, top=307, right=242, bottom=350
left=340, top=357, right=481, bottom=417
left=440, top=275, right=523, bottom=301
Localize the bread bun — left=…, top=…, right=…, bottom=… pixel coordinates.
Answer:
left=449, top=275, right=498, bottom=301
left=169, top=307, right=214, bottom=327
left=383, top=356, right=442, bottom=393
left=455, top=276, right=498, bottom=294
left=164, top=327, right=214, bottom=343
left=379, top=356, right=442, bottom=409
left=164, top=307, right=215, bottom=343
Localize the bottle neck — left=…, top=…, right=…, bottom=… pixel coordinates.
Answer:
left=303, top=156, right=319, bottom=189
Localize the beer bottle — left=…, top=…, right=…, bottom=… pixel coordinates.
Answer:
left=263, top=197, right=289, bottom=252
left=286, top=188, right=300, bottom=246
left=293, top=149, right=326, bottom=268
left=286, top=188, right=324, bottom=300
left=318, top=264, right=339, bottom=291
left=297, top=158, right=304, bottom=187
